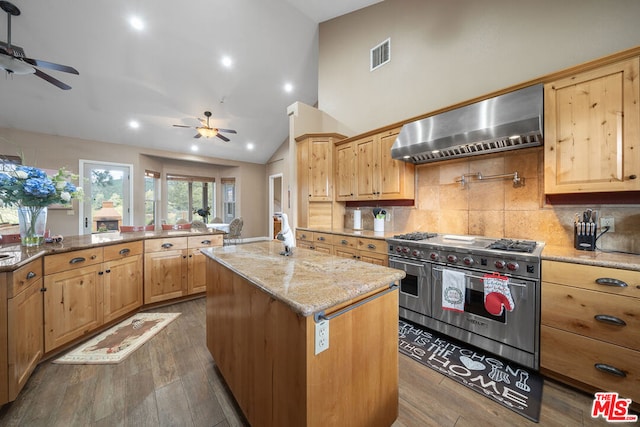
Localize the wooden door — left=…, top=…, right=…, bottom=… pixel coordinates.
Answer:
left=335, top=142, right=356, bottom=200
left=103, top=254, right=143, bottom=323
left=144, top=250, right=187, bottom=304
left=44, top=264, right=104, bottom=352
left=544, top=57, right=640, bottom=193
left=355, top=135, right=378, bottom=199
left=309, top=137, right=333, bottom=201
left=7, top=278, right=43, bottom=400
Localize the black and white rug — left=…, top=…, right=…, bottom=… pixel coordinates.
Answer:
left=399, top=319, right=542, bottom=423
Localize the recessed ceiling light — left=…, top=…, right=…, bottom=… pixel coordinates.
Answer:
left=129, top=16, right=145, bottom=31
left=247, top=143, right=255, bottom=151
left=222, top=56, right=233, bottom=68
left=129, top=120, right=140, bottom=129
left=284, top=83, right=293, bottom=93
left=191, top=144, right=199, bottom=152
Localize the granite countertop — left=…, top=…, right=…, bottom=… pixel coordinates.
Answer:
left=202, top=240, right=405, bottom=317
left=542, top=245, right=640, bottom=272
left=0, top=229, right=224, bottom=272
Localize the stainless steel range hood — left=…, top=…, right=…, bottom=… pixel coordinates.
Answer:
left=391, top=84, right=543, bottom=164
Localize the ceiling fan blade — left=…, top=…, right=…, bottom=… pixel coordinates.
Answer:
left=33, top=68, right=71, bottom=90
left=217, top=128, right=237, bottom=134
left=216, top=133, right=230, bottom=142
left=172, top=124, right=195, bottom=128
left=193, top=133, right=202, bottom=139
left=22, top=57, right=79, bottom=75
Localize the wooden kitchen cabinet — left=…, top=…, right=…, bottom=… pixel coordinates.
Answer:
left=544, top=57, right=640, bottom=193
left=187, top=234, right=223, bottom=295
left=103, top=241, right=143, bottom=323
left=541, top=260, right=640, bottom=405
left=335, top=128, right=414, bottom=201
left=333, top=234, right=388, bottom=265
left=144, top=237, right=188, bottom=304
left=294, top=230, right=333, bottom=254
left=7, top=259, right=43, bottom=401
left=43, top=248, right=104, bottom=352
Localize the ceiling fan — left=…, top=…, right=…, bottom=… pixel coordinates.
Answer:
left=173, top=111, right=237, bottom=142
left=0, top=1, right=79, bottom=90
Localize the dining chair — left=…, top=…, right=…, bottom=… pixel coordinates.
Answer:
left=224, top=217, right=243, bottom=245
left=211, top=217, right=223, bottom=224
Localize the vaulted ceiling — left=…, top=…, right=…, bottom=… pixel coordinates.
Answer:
left=0, top=0, right=381, bottom=164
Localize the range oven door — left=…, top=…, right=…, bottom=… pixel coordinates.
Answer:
left=389, top=256, right=431, bottom=317
left=431, top=265, right=537, bottom=353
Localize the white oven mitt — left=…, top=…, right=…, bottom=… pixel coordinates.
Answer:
left=483, top=273, right=515, bottom=316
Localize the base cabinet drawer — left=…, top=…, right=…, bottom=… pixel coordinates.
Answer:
left=541, top=325, right=640, bottom=403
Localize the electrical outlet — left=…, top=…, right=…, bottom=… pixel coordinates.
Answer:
left=600, top=217, right=615, bottom=232
left=315, top=319, right=329, bottom=355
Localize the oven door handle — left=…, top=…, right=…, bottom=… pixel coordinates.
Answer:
left=432, top=267, right=527, bottom=287
left=391, top=260, right=425, bottom=269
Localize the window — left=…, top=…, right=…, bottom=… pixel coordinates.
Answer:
left=145, top=170, right=160, bottom=226
left=0, top=155, right=21, bottom=225
left=222, top=178, right=236, bottom=223
left=166, top=174, right=215, bottom=224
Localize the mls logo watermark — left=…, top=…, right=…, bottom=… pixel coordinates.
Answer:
left=591, top=392, right=638, bottom=423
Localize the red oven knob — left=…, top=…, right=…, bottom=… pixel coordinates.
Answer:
left=412, top=250, right=419, bottom=257
left=463, top=256, right=474, bottom=266
left=429, top=252, right=439, bottom=261
left=396, top=247, right=402, bottom=253
left=506, top=261, right=519, bottom=271
left=447, top=254, right=458, bottom=263
left=402, top=247, right=409, bottom=254
left=495, top=260, right=506, bottom=269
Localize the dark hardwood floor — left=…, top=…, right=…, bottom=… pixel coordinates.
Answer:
left=0, top=297, right=611, bottom=426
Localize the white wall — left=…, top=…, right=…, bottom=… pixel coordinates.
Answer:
left=319, top=0, right=640, bottom=134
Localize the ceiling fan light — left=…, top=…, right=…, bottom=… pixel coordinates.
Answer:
left=197, top=127, right=217, bottom=138
left=0, top=55, right=35, bottom=75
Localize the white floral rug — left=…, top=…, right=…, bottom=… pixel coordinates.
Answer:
left=54, top=312, right=180, bottom=364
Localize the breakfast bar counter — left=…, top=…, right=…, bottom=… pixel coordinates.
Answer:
left=203, top=241, right=404, bottom=427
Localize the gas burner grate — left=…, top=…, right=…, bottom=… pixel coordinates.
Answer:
left=487, top=239, right=537, bottom=253
left=393, top=232, right=438, bottom=241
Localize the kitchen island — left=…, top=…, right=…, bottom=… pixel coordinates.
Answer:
left=202, top=241, right=405, bottom=427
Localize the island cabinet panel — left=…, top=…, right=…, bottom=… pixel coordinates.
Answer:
left=206, top=257, right=399, bottom=427
left=544, top=57, right=640, bottom=193
left=103, top=241, right=143, bottom=323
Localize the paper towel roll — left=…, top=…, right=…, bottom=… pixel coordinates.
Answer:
left=353, top=209, right=362, bottom=230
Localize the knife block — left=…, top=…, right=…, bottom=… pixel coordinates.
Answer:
left=574, top=224, right=596, bottom=251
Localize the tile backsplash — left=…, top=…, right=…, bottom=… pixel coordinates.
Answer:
left=343, top=147, right=639, bottom=253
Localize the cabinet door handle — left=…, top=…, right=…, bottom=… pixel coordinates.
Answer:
left=70, top=257, right=86, bottom=264
left=594, top=314, right=626, bottom=326
left=367, top=244, right=376, bottom=249
left=317, top=236, right=325, bottom=241
left=341, top=240, right=348, bottom=245
left=594, top=363, right=626, bottom=377
left=201, top=240, right=211, bottom=245
left=161, top=243, right=174, bottom=249
left=595, top=278, right=628, bottom=287
left=98, top=271, right=104, bottom=275
left=119, top=248, right=131, bottom=255
left=26, top=271, right=37, bottom=280
left=105, top=269, right=111, bottom=274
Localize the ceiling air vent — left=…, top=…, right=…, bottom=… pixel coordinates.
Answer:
left=370, top=38, right=390, bottom=71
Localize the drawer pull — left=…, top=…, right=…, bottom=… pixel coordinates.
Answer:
left=119, top=248, right=131, bottom=255
left=317, top=236, right=325, bottom=241
left=594, top=314, right=626, bottom=326
left=595, top=277, right=628, bottom=287
left=301, top=234, right=307, bottom=239
left=367, top=244, right=376, bottom=250
left=201, top=239, right=211, bottom=245
left=26, top=271, right=37, bottom=280
left=161, top=243, right=174, bottom=249
left=341, top=240, right=348, bottom=245
left=594, top=363, right=626, bottom=377
left=70, top=257, right=86, bottom=264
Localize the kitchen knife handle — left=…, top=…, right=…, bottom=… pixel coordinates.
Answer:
left=595, top=278, right=628, bottom=287
left=594, top=314, right=626, bottom=326
left=594, top=363, right=626, bottom=377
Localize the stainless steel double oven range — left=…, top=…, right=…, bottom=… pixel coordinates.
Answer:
left=388, top=232, right=544, bottom=370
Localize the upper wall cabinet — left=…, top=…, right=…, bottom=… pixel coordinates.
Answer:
left=335, top=128, right=414, bottom=201
left=544, top=57, right=640, bottom=193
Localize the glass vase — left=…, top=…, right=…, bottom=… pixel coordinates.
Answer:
left=18, top=206, right=48, bottom=247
